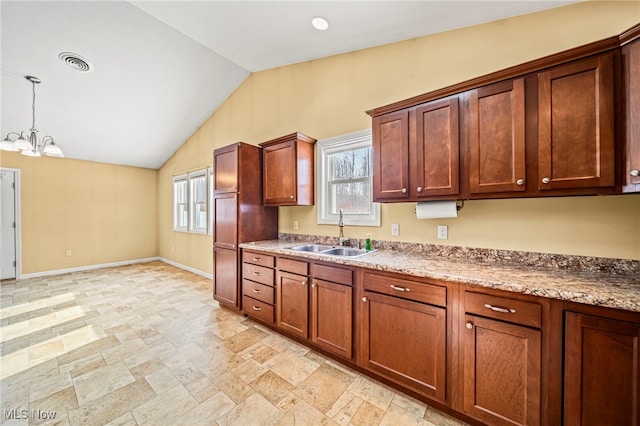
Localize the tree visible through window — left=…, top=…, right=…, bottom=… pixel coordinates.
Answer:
left=317, top=129, right=380, bottom=226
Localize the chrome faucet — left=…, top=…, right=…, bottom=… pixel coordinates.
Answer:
left=338, top=209, right=349, bottom=246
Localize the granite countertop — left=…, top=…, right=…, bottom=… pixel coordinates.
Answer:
left=240, top=239, right=640, bottom=313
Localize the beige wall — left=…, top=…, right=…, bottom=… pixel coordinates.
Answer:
left=0, top=151, right=158, bottom=275
left=158, top=1, right=640, bottom=274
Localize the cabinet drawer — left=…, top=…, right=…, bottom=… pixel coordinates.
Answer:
left=242, top=263, right=274, bottom=286
left=243, top=251, right=275, bottom=268
left=312, top=263, right=353, bottom=286
left=363, top=272, right=446, bottom=307
left=277, top=257, right=309, bottom=276
left=465, top=291, right=541, bottom=328
left=243, top=295, right=274, bottom=323
left=243, top=280, right=274, bottom=304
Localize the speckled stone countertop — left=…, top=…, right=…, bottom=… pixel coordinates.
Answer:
left=240, top=239, right=640, bottom=313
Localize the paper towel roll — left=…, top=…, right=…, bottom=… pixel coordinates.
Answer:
left=416, top=201, right=458, bottom=219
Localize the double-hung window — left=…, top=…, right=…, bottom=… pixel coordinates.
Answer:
left=189, top=170, right=208, bottom=234
left=317, top=129, right=380, bottom=226
left=173, top=174, right=188, bottom=232
left=208, top=167, right=214, bottom=235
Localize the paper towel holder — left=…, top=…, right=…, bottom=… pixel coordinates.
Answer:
left=413, top=200, right=464, bottom=214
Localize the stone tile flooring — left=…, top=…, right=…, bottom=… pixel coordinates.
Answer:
left=0, top=262, right=466, bottom=425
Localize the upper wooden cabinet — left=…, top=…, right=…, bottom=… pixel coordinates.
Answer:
left=622, top=32, right=640, bottom=193
left=537, top=53, right=615, bottom=191
left=372, top=97, right=461, bottom=202
left=468, top=78, right=526, bottom=195
left=260, top=132, right=316, bottom=206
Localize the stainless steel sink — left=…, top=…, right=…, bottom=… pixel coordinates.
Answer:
left=288, top=244, right=335, bottom=252
left=287, top=244, right=373, bottom=258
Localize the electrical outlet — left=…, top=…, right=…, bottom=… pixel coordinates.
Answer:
left=437, top=225, right=448, bottom=240
left=65, top=249, right=72, bottom=257
left=391, top=223, right=400, bottom=236
left=293, top=220, right=299, bottom=231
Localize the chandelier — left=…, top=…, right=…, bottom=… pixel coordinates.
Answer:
left=0, top=76, right=64, bottom=157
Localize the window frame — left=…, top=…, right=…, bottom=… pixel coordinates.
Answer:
left=188, top=169, right=208, bottom=234
left=317, top=129, right=380, bottom=227
left=173, top=174, right=188, bottom=232
left=208, top=167, right=214, bottom=235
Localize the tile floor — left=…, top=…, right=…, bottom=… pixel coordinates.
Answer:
left=0, top=261, right=466, bottom=426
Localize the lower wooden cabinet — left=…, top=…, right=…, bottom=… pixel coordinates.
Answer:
left=564, top=312, right=640, bottom=426
left=462, top=314, right=541, bottom=426
left=213, top=247, right=238, bottom=309
left=276, top=269, right=309, bottom=339
left=311, top=278, right=353, bottom=359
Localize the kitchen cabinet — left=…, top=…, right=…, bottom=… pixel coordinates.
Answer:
left=212, top=143, right=278, bottom=311
left=622, top=32, right=640, bottom=192
left=468, top=78, right=526, bottom=195
left=461, top=290, right=542, bottom=426
left=359, top=270, right=447, bottom=402
left=310, top=263, right=354, bottom=360
left=276, top=257, right=309, bottom=339
left=564, top=312, right=640, bottom=426
left=372, top=97, right=460, bottom=202
left=260, top=132, right=316, bottom=206
left=242, top=250, right=276, bottom=324
left=537, top=53, right=615, bottom=191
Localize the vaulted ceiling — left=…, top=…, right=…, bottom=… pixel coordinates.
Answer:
left=1, top=1, right=577, bottom=169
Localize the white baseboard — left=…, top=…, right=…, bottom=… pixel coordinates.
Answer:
left=19, top=257, right=161, bottom=279
left=158, top=258, right=213, bottom=279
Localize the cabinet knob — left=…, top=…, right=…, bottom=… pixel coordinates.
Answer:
left=311, top=282, right=316, bottom=288
left=362, top=297, right=368, bottom=303
left=417, top=186, right=423, bottom=193
left=516, top=179, right=524, bottom=186
left=541, top=177, right=551, bottom=184
left=466, top=322, right=473, bottom=330
left=301, top=280, right=307, bottom=286
left=290, top=195, right=294, bottom=199
left=631, top=169, right=640, bottom=177
left=401, top=188, right=407, bottom=194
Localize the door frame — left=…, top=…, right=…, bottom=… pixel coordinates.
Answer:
left=1, top=167, right=21, bottom=280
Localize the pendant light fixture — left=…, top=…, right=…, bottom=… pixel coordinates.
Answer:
left=0, top=75, right=64, bottom=158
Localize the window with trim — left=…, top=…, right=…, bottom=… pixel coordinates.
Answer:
left=173, top=174, right=188, bottom=232
left=208, top=167, right=214, bottom=235
left=189, top=169, right=208, bottom=234
left=317, top=129, right=380, bottom=226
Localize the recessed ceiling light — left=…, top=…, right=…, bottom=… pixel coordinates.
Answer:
left=312, top=16, right=329, bottom=31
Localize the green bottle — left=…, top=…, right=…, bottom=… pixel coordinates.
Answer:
left=365, top=233, right=372, bottom=251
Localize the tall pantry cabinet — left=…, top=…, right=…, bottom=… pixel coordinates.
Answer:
left=213, top=142, right=278, bottom=311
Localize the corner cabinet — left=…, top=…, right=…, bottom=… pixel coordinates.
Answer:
left=372, top=97, right=461, bottom=202
left=537, top=53, right=615, bottom=191
left=622, top=30, right=640, bottom=192
left=260, top=132, right=316, bottom=206
left=564, top=311, right=640, bottom=426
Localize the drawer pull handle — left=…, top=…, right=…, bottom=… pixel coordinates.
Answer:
left=252, top=306, right=262, bottom=311
left=390, top=285, right=410, bottom=292
left=253, top=257, right=261, bottom=262
left=484, top=303, right=516, bottom=314
left=253, top=271, right=261, bottom=276
left=252, top=289, right=261, bottom=294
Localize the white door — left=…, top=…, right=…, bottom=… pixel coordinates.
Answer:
left=1, top=169, right=17, bottom=279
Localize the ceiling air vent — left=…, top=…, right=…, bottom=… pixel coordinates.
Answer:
left=58, top=52, right=93, bottom=72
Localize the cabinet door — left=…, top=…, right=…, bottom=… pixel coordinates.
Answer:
left=564, top=312, right=640, bottom=426
left=213, top=193, right=237, bottom=249
left=372, top=110, right=410, bottom=201
left=538, top=53, right=615, bottom=190
left=469, top=79, right=526, bottom=194
left=276, top=270, right=309, bottom=339
left=213, top=144, right=238, bottom=193
left=214, top=247, right=238, bottom=308
left=310, top=279, right=352, bottom=359
left=412, top=97, right=460, bottom=197
left=360, top=291, right=446, bottom=402
left=263, top=140, right=297, bottom=205
left=462, top=314, right=540, bottom=426
left=623, top=38, right=640, bottom=192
